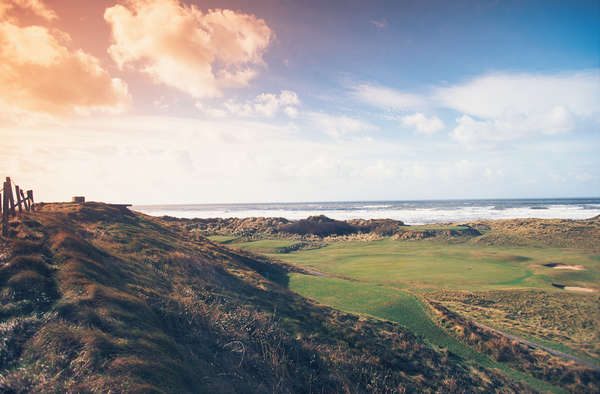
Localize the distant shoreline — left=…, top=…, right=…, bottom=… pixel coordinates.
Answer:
left=132, top=198, right=600, bottom=225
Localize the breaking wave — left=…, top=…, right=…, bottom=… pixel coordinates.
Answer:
left=133, top=198, right=600, bottom=225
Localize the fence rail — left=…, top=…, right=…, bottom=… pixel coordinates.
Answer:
left=1, top=176, right=35, bottom=237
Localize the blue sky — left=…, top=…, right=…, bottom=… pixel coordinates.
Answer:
left=1, top=0, right=599, bottom=203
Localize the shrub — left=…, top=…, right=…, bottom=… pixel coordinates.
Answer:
left=279, top=216, right=359, bottom=237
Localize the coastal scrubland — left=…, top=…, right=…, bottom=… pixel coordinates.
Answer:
left=1, top=203, right=533, bottom=393
left=204, top=214, right=600, bottom=392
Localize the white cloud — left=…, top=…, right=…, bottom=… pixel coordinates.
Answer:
left=0, top=115, right=395, bottom=203
left=221, top=100, right=253, bottom=117
left=352, top=83, right=424, bottom=111
left=437, top=71, right=599, bottom=144
left=309, top=112, right=377, bottom=137
left=401, top=113, right=444, bottom=135
left=278, top=90, right=301, bottom=106
left=0, top=8, right=130, bottom=123
left=255, top=92, right=286, bottom=117
left=451, top=106, right=575, bottom=146
left=4, top=113, right=598, bottom=203
left=196, top=90, right=300, bottom=118
left=195, top=102, right=228, bottom=118
left=283, top=106, right=299, bottom=118
left=353, top=70, right=599, bottom=144
left=104, top=0, right=273, bottom=98
left=0, top=0, right=57, bottom=21
left=435, top=71, right=599, bottom=119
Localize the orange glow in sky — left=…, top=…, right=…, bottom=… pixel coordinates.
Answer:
left=1, top=0, right=599, bottom=203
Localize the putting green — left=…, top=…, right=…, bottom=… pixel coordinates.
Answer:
left=234, top=238, right=598, bottom=291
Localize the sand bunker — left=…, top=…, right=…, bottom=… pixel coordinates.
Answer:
left=552, top=283, right=597, bottom=292
left=543, top=263, right=585, bottom=270
left=565, top=286, right=597, bottom=293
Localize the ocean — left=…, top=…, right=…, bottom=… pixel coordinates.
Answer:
left=132, top=198, right=600, bottom=225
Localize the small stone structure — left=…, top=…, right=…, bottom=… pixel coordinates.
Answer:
left=72, top=196, right=85, bottom=203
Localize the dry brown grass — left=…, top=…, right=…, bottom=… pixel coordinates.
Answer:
left=429, top=289, right=600, bottom=360
left=468, top=216, right=600, bottom=250
left=0, top=203, right=530, bottom=393
left=426, top=299, right=600, bottom=392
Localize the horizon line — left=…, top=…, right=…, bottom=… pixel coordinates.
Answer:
left=130, top=196, right=600, bottom=207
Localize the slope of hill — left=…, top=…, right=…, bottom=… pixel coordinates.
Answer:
left=0, top=203, right=527, bottom=393
left=467, top=217, right=600, bottom=250
left=174, top=214, right=600, bottom=249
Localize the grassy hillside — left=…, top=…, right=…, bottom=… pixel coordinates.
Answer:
left=0, top=203, right=528, bottom=393
left=429, top=289, right=600, bottom=361
left=221, top=220, right=600, bottom=392
left=468, top=217, right=600, bottom=250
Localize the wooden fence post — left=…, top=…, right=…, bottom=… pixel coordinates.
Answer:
left=15, top=185, right=23, bottom=213
left=20, top=189, right=29, bottom=211
left=27, top=190, right=35, bottom=211
left=2, top=182, right=8, bottom=237
left=6, top=178, right=16, bottom=216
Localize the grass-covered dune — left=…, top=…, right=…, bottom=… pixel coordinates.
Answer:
left=215, top=215, right=600, bottom=393
left=177, top=214, right=600, bottom=250
left=0, top=203, right=528, bottom=393
left=429, top=289, right=600, bottom=361
left=468, top=216, right=600, bottom=250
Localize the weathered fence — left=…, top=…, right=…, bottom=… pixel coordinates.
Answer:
left=1, top=177, right=35, bottom=237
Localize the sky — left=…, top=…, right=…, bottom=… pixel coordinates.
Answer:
left=0, top=0, right=599, bottom=204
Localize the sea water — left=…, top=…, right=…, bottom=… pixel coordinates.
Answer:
left=132, top=198, right=600, bottom=225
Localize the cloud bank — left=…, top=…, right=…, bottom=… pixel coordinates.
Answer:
left=435, top=71, right=598, bottom=119
left=105, top=0, right=273, bottom=98
left=0, top=3, right=130, bottom=122
left=438, top=71, right=599, bottom=144
left=354, top=70, right=599, bottom=145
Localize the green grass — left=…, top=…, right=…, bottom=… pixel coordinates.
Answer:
left=228, top=239, right=301, bottom=254
left=288, top=274, right=564, bottom=393
left=237, top=238, right=598, bottom=292
left=288, top=273, right=475, bottom=351
left=5, top=203, right=542, bottom=393
left=228, top=236, right=599, bottom=392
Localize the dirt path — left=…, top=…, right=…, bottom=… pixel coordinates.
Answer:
left=300, top=267, right=327, bottom=277
left=472, top=321, right=600, bottom=371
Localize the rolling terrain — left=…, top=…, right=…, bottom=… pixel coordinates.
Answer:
left=205, top=215, right=600, bottom=392
left=0, top=203, right=531, bottom=393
